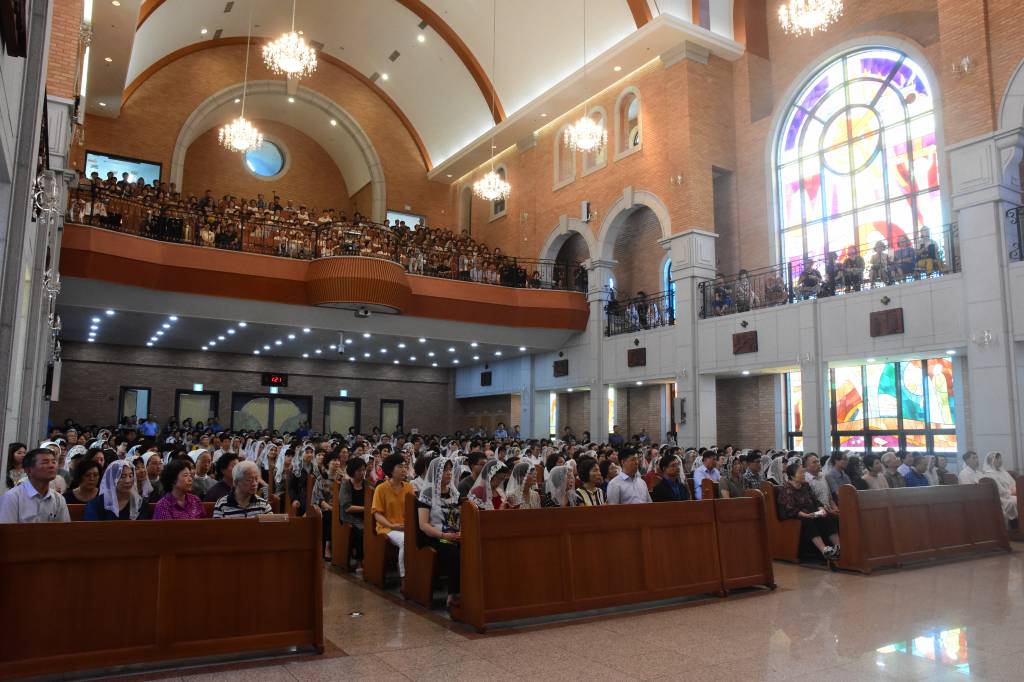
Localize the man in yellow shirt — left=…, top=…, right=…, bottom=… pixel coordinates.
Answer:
left=371, top=454, right=413, bottom=578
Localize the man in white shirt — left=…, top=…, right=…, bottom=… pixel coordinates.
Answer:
left=957, top=450, right=984, bottom=484
left=0, top=448, right=70, bottom=523
left=692, top=452, right=721, bottom=500
left=803, top=453, right=834, bottom=509
left=606, top=449, right=650, bottom=505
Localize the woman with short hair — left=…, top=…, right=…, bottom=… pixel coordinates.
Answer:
left=338, top=456, right=368, bottom=564
left=574, top=459, right=606, bottom=506
left=152, top=459, right=206, bottom=520
left=651, top=454, right=690, bottom=502
left=64, top=459, right=102, bottom=505
left=777, top=462, right=840, bottom=561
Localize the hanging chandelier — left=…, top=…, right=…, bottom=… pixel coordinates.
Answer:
left=472, top=0, right=511, bottom=202
left=219, top=3, right=262, bottom=152
left=563, top=0, right=606, bottom=154
left=778, top=0, right=844, bottom=36
left=262, top=0, right=317, bottom=78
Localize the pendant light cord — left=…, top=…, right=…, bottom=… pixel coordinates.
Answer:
left=241, top=1, right=253, bottom=117
left=291, top=0, right=297, bottom=32
left=489, top=0, right=496, bottom=172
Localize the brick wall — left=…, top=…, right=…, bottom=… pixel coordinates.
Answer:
left=616, top=384, right=662, bottom=441
left=455, top=394, right=512, bottom=434
left=716, top=375, right=777, bottom=449
left=560, top=391, right=591, bottom=437
left=612, top=206, right=665, bottom=297
left=181, top=119, right=353, bottom=214
left=46, top=0, right=83, bottom=99
left=53, top=342, right=456, bottom=434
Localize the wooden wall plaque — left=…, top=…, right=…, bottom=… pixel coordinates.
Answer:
left=732, top=330, right=758, bottom=355
left=627, top=348, right=647, bottom=367
left=553, top=359, right=569, bottom=377
left=870, top=308, right=904, bottom=337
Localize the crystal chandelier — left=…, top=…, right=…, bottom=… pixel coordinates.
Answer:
left=220, top=7, right=262, bottom=153
left=472, top=0, right=511, bottom=202
left=564, top=0, right=606, bottom=154
left=473, top=170, right=511, bottom=201
left=778, top=0, right=844, bottom=36
left=262, top=0, right=317, bottom=79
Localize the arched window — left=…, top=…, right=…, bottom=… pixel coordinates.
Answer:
left=775, top=47, right=942, bottom=272
left=554, top=125, right=576, bottom=188
left=615, top=88, right=641, bottom=157
left=490, top=165, right=507, bottom=219
left=582, top=107, right=608, bottom=174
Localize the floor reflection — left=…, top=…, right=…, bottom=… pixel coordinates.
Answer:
left=877, top=627, right=970, bottom=676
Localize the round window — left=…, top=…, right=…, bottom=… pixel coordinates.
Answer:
left=244, top=141, right=285, bottom=177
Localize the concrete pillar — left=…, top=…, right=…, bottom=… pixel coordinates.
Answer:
left=947, top=129, right=1024, bottom=467
left=659, top=229, right=718, bottom=449
left=585, top=258, right=615, bottom=441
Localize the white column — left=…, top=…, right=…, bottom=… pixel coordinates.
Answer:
left=659, top=229, right=718, bottom=449
left=585, top=258, right=615, bottom=441
left=948, top=129, right=1024, bottom=467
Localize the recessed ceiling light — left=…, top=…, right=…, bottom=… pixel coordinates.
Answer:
left=288, top=96, right=295, bottom=103
left=98, top=102, right=107, bottom=107
left=155, top=331, right=163, bottom=336
left=446, top=173, right=453, bottom=178
left=540, top=113, right=547, bottom=118
left=234, top=98, right=241, bottom=103
left=302, top=353, right=309, bottom=358
left=105, top=310, right=115, bottom=315
left=200, top=28, right=208, bottom=35
left=636, top=381, right=643, bottom=385
left=329, top=119, right=337, bottom=126
left=448, top=347, right=455, bottom=353
left=274, top=340, right=282, bottom=345
left=946, top=349, right=957, bottom=355
left=112, top=1, right=121, bottom=6
left=398, top=343, right=406, bottom=349
left=453, top=359, right=459, bottom=364
left=363, top=333, right=371, bottom=338
left=428, top=351, right=435, bottom=357
left=568, top=388, right=574, bottom=392
left=363, top=352, right=370, bottom=357
left=88, top=332, right=96, bottom=337
left=348, top=357, right=355, bottom=362
left=150, top=337, right=158, bottom=342
left=613, top=65, right=622, bottom=72
left=494, top=351, right=502, bottom=356
left=431, top=362, right=438, bottom=367
left=161, top=323, right=170, bottom=329
left=146, top=342, right=153, bottom=347
left=472, top=355, right=479, bottom=360
left=470, top=342, right=478, bottom=347
left=418, top=338, right=426, bottom=343
left=89, top=325, right=98, bottom=331
left=253, top=350, right=260, bottom=355
left=302, top=328, right=311, bottom=333
left=381, top=73, right=389, bottom=81
left=91, top=317, right=100, bottom=323
left=393, top=359, right=399, bottom=364
left=263, top=344, right=271, bottom=350
left=201, top=346, right=208, bottom=351
left=741, top=370, right=750, bottom=375
left=288, top=333, right=296, bottom=340
left=215, top=335, right=224, bottom=341
left=417, top=34, right=426, bottom=43
left=315, top=349, right=322, bottom=354
left=88, top=338, right=95, bottom=343
left=867, top=358, right=876, bottom=362
left=209, top=341, right=216, bottom=346
left=329, top=344, right=337, bottom=350
left=519, top=346, right=527, bottom=352
left=380, top=348, right=387, bottom=354
left=238, top=321, right=247, bottom=327
left=169, top=315, right=178, bottom=321
left=227, top=329, right=235, bottom=334
left=344, top=339, right=353, bottom=344
left=409, top=356, right=416, bottom=361
left=104, top=56, right=112, bottom=62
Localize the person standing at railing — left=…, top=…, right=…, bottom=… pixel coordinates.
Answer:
left=797, top=260, right=822, bottom=299
left=734, top=270, right=759, bottom=312
left=915, top=227, right=942, bottom=276
left=894, top=234, right=916, bottom=280
left=869, top=240, right=894, bottom=286
left=843, top=245, right=865, bottom=292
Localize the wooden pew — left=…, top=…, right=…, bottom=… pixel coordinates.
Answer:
left=362, top=487, right=393, bottom=588
left=0, top=514, right=323, bottom=679
left=68, top=501, right=216, bottom=520
left=749, top=482, right=801, bottom=563
left=685, top=477, right=696, bottom=499
left=836, top=480, right=1011, bottom=574
left=700, top=478, right=718, bottom=500
left=458, top=496, right=773, bottom=631
left=329, top=481, right=354, bottom=572
left=1011, top=473, right=1024, bottom=542
left=402, top=491, right=437, bottom=608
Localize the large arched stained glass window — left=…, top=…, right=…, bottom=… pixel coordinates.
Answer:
left=776, top=47, right=941, bottom=271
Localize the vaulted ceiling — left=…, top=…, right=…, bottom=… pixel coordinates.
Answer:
left=86, top=0, right=744, bottom=169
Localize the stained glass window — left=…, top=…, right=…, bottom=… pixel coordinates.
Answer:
left=776, top=47, right=942, bottom=273
left=785, top=372, right=803, bottom=450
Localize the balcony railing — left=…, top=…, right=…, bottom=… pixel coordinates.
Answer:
left=605, top=290, right=675, bottom=336
left=67, top=187, right=586, bottom=292
left=698, top=223, right=960, bottom=319
left=1008, top=205, right=1024, bottom=261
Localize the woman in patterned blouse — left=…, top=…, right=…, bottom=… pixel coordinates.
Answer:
left=776, top=461, right=840, bottom=561
left=152, top=459, right=206, bottom=520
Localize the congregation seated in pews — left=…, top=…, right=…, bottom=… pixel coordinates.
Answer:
left=66, top=172, right=584, bottom=291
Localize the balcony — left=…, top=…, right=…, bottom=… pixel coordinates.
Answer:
left=605, top=290, right=675, bottom=336
left=698, top=224, right=960, bottom=319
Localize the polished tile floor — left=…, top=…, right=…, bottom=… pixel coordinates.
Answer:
left=159, top=547, right=1023, bottom=681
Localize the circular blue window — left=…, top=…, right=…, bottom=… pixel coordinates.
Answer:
left=244, top=141, right=284, bottom=177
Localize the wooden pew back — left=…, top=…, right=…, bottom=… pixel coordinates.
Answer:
left=0, top=515, right=323, bottom=679
left=458, top=496, right=773, bottom=631
left=1014, top=474, right=1024, bottom=542
left=402, top=491, right=437, bottom=607
left=837, top=480, right=1010, bottom=573
left=750, top=482, right=801, bottom=563
left=330, top=481, right=353, bottom=572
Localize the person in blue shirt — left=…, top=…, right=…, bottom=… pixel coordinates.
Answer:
left=140, top=416, right=159, bottom=438
left=608, top=425, right=625, bottom=448
left=493, top=422, right=508, bottom=439
left=692, top=451, right=721, bottom=500
left=903, top=455, right=932, bottom=487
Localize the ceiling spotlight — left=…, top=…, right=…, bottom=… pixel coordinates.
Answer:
left=315, top=349, right=322, bottom=354
left=381, top=73, right=389, bottom=81
left=409, top=356, right=416, bottom=361
left=274, top=340, right=282, bottom=345
left=344, top=339, right=353, bottom=344
left=473, top=355, right=479, bottom=360
left=363, top=333, right=371, bottom=338
left=446, top=173, right=453, bottom=178
left=741, top=370, right=751, bottom=375
left=202, top=346, right=209, bottom=351
left=946, top=349, right=957, bottom=355
left=453, top=359, right=460, bottom=364
left=169, top=315, right=178, bottom=321
left=234, top=98, right=241, bottom=103
left=150, top=337, right=158, bottom=342
left=98, top=102, right=107, bottom=107
left=348, top=357, right=355, bottom=362
left=540, top=113, right=547, bottom=117
left=302, top=353, right=309, bottom=358
left=428, top=352, right=435, bottom=357
left=418, top=338, right=426, bottom=343
left=254, top=350, right=260, bottom=355
left=90, top=325, right=98, bottom=331
left=448, top=347, right=455, bottom=353
left=88, top=332, right=96, bottom=337
left=91, top=317, right=100, bottom=323
left=200, top=28, right=208, bottom=35
left=227, top=329, right=235, bottom=334
left=431, top=362, right=438, bottom=367
left=105, top=309, right=115, bottom=315
left=613, top=65, right=622, bottom=72
left=867, top=358, right=876, bottom=363
left=238, top=321, right=247, bottom=327
left=519, top=346, right=527, bottom=352
left=288, top=333, right=296, bottom=340
left=329, top=119, right=337, bottom=126
left=112, top=1, right=121, bottom=6
left=494, top=351, right=502, bottom=356
left=568, top=388, right=574, bottom=392
left=217, top=335, right=225, bottom=341
left=397, top=343, right=406, bottom=349
left=146, top=342, right=153, bottom=347
left=263, top=344, right=270, bottom=350
left=162, top=323, right=171, bottom=329
left=363, top=352, right=370, bottom=358
left=470, top=342, right=478, bottom=347
left=302, top=327, right=311, bottom=333
left=393, top=359, right=399, bottom=364
left=417, top=34, right=425, bottom=43
left=380, top=348, right=387, bottom=353
left=288, top=96, right=295, bottom=103
left=636, top=381, right=643, bottom=385
left=329, top=344, right=337, bottom=350
left=104, top=56, right=113, bottom=63
left=209, top=341, right=216, bottom=346
left=155, top=331, right=163, bottom=336
left=88, top=338, right=95, bottom=342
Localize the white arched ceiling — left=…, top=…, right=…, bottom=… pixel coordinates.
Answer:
left=170, top=81, right=386, bottom=222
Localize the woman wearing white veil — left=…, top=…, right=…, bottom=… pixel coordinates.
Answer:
left=767, top=456, right=787, bottom=485
left=543, top=465, right=576, bottom=507
left=416, top=457, right=462, bottom=607
left=467, top=459, right=509, bottom=510
left=502, top=461, right=542, bottom=509
left=84, top=459, right=148, bottom=520
left=982, top=452, right=1018, bottom=523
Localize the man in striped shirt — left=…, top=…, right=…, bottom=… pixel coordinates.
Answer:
left=213, top=460, right=273, bottom=518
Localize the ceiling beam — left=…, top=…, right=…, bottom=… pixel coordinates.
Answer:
left=626, top=0, right=653, bottom=28
left=121, top=38, right=433, bottom=170
left=136, top=0, right=505, bottom=124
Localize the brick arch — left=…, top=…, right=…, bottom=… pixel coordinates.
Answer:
left=170, top=80, right=386, bottom=222
left=1000, top=58, right=1024, bottom=131
left=595, top=188, right=671, bottom=262
left=539, top=217, right=596, bottom=262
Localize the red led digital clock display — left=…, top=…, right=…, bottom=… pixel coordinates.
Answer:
left=261, top=373, right=289, bottom=387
